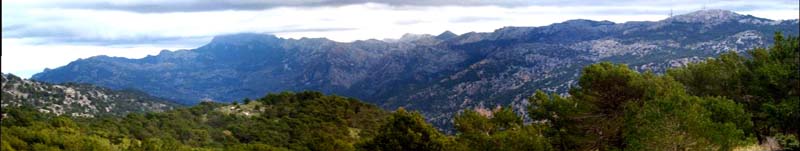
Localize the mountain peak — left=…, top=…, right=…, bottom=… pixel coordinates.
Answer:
left=208, top=33, right=281, bottom=46
left=667, top=9, right=743, bottom=24
left=383, top=33, right=436, bottom=43
left=400, top=33, right=433, bottom=39
left=435, top=30, right=458, bottom=40
left=561, top=19, right=615, bottom=26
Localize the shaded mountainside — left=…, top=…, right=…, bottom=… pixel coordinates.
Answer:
left=1, top=73, right=178, bottom=117
left=31, top=9, right=800, bottom=126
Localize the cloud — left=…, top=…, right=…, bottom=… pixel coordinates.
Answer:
left=58, top=0, right=328, bottom=13
left=1, top=5, right=362, bottom=46
left=449, top=16, right=505, bottom=23
left=2, top=26, right=355, bottom=46
left=5, top=0, right=797, bottom=13
left=1, top=1, right=798, bottom=78
left=8, top=0, right=515, bottom=13
left=267, top=27, right=359, bottom=34
left=1, top=38, right=197, bottom=78
left=395, top=20, right=429, bottom=25
left=3, top=1, right=796, bottom=44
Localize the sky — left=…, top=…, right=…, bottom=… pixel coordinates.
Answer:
left=2, top=0, right=798, bottom=78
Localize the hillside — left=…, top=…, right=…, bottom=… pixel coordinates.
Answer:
left=1, top=73, right=178, bottom=117
left=30, top=9, right=800, bottom=126
left=3, top=34, right=797, bottom=150
left=1, top=91, right=389, bottom=150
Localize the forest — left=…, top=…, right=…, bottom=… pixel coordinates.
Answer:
left=1, top=34, right=798, bottom=151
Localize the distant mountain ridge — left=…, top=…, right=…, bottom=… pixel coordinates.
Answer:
left=31, top=9, right=799, bottom=126
left=2, top=73, right=178, bottom=117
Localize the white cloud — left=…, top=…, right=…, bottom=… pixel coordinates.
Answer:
left=1, top=38, right=198, bottom=78
left=2, top=1, right=798, bottom=78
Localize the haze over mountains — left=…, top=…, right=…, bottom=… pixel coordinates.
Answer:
left=30, top=9, right=799, bottom=125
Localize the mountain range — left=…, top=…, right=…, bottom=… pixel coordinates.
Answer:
left=30, top=9, right=800, bottom=126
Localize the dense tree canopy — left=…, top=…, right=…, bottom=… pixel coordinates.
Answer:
left=668, top=32, right=799, bottom=149
left=358, top=108, right=452, bottom=151
left=453, top=107, right=552, bottom=151
left=529, top=63, right=750, bottom=150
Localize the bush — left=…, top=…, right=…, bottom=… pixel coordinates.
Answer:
left=775, top=133, right=800, bottom=151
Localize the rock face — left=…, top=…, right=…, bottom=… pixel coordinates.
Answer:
left=2, top=73, right=178, bottom=117
left=30, top=10, right=799, bottom=126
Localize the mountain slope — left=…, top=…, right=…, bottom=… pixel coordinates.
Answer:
left=1, top=91, right=388, bottom=150
left=2, top=73, right=178, bottom=117
left=30, top=9, right=799, bottom=126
